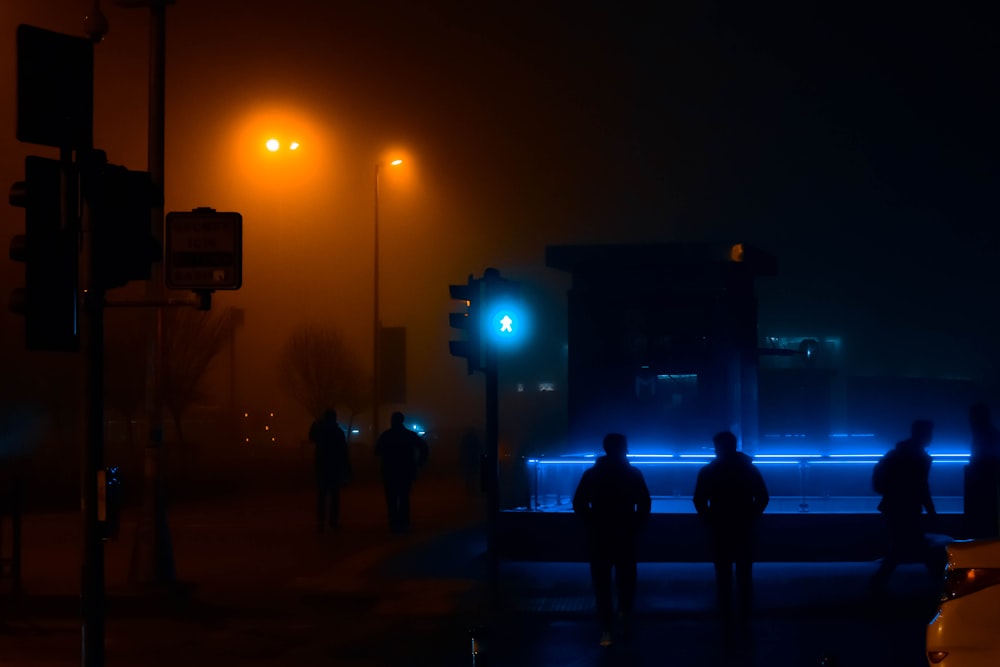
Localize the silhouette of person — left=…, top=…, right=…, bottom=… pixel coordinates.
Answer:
left=308, top=408, right=351, bottom=532
left=693, top=431, right=769, bottom=623
left=572, top=433, right=651, bottom=647
left=870, top=419, right=940, bottom=593
left=375, top=411, right=429, bottom=534
left=965, top=404, right=1000, bottom=538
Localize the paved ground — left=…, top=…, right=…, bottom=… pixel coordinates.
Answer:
left=0, top=467, right=944, bottom=666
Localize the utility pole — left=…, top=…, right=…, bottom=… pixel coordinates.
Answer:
left=112, top=0, right=177, bottom=586
left=80, top=155, right=106, bottom=667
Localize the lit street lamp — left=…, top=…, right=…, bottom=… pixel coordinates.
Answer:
left=373, top=159, right=402, bottom=443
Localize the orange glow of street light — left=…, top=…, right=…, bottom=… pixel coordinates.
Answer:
left=290, top=142, right=300, bottom=150
left=390, top=159, right=402, bottom=166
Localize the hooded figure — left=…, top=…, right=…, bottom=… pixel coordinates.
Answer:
left=375, top=411, right=429, bottom=533
left=693, top=430, right=769, bottom=622
left=870, top=419, right=941, bottom=593
left=308, top=409, right=351, bottom=532
left=573, top=433, right=651, bottom=647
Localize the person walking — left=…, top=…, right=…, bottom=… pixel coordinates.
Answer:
left=693, top=430, right=769, bottom=624
left=308, top=408, right=351, bottom=532
left=374, top=412, right=429, bottom=534
left=869, top=419, right=941, bottom=593
left=572, top=433, right=652, bottom=647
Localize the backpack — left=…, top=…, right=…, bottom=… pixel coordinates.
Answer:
left=872, top=452, right=892, bottom=495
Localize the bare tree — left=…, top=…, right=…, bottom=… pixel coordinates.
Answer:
left=277, top=324, right=368, bottom=440
left=159, top=306, right=239, bottom=444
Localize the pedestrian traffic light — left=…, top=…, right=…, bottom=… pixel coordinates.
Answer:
left=8, top=155, right=80, bottom=351
left=482, top=268, right=523, bottom=349
left=82, top=152, right=162, bottom=290
left=449, top=275, right=483, bottom=374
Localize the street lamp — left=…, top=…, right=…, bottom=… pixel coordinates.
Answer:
left=373, top=159, right=402, bottom=443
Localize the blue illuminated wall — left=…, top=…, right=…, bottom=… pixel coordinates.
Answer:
left=533, top=243, right=993, bottom=516
left=523, top=445, right=968, bottom=514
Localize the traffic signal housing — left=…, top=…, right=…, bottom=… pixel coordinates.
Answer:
left=482, top=268, right=523, bottom=351
left=8, top=155, right=79, bottom=351
left=448, top=275, right=483, bottom=374
left=83, top=153, right=162, bottom=291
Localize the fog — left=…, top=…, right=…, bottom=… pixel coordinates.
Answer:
left=2, top=1, right=999, bottom=450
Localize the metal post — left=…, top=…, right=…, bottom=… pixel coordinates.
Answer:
left=78, top=142, right=105, bottom=666
left=128, top=0, right=175, bottom=586
left=82, top=288, right=106, bottom=667
left=373, top=163, right=381, bottom=445
left=10, top=474, right=21, bottom=598
left=485, top=320, right=499, bottom=608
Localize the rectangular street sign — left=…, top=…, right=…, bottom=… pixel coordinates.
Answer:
left=17, top=24, right=94, bottom=150
left=165, top=209, right=242, bottom=290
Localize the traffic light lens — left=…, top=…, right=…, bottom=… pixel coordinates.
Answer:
left=495, top=312, right=514, bottom=335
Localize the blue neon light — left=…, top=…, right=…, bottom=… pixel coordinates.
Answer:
left=527, top=451, right=971, bottom=467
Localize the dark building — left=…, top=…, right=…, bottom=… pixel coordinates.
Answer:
left=545, top=242, right=777, bottom=454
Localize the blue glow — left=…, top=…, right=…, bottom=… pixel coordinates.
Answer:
left=482, top=286, right=531, bottom=350
left=627, top=453, right=680, bottom=458
left=527, top=451, right=971, bottom=466
left=755, top=454, right=823, bottom=458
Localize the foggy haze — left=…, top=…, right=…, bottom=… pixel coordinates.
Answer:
left=2, top=0, right=999, bottom=439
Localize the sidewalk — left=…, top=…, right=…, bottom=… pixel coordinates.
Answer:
left=0, top=473, right=944, bottom=666
left=380, top=532, right=942, bottom=667
left=0, top=471, right=488, bottom=666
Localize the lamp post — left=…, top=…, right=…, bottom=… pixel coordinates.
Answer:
left=373, top=159, right=402, bottom=444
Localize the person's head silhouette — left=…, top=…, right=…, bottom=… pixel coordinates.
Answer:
left=391, top=411, right=405, bottom=428
left=712, top=431, right=738, bottom=457
left=603, top=433, right=628, bottom=460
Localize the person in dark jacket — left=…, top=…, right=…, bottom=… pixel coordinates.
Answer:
left=869, top=419, right=940, bottom=593
left=572, top=433, right=652, bottom=647
left=374, top=412, right=429, bottom=533
left=693, top=431, right=769, bottom=622
left=308, top=409, right=351, bottom=532
left=965, top=404, right=1000, bottom=538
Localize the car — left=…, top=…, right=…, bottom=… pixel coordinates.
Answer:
left=927, top=537, right=1000, bottom=666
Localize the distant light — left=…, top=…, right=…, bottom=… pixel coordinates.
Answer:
left=289, top=142, right=299, bottom=150
left=390, top=159, right=403, bottom=165
left=266, top=138, right=280, bottom=152
left=499, top=315, right=513, bottom=333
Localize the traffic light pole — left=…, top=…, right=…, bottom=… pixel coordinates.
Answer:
left=484, top=338, right=500, bottom=608
left=82, top=285, right=106, bottom=667
left=79, top=154, right=106, bottom=667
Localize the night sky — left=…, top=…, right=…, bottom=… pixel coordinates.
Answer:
left=2, top=1, right=998, bottom=432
